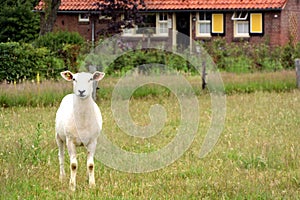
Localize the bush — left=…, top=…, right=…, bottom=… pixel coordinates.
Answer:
left=33, top=31, right=87, bottom=72
left=106, top=49, right=197, bottom=75
left=203, top=38, right=297, bottom=72
left=33, top=31, right=85, bottom=52
left=0, top=42, right=64, bottom=82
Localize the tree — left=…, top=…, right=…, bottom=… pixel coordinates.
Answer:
left=94, top=0, right=146, bottom=35
left=39, top=0, right=61, bottom=35
left=0, top=0, right=40, bottom=42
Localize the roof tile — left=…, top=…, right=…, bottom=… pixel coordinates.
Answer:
left=36, top=0, right=288, bottom=11
left=146, top=0, right=288, bottom=10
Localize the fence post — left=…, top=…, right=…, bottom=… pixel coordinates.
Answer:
left=202, top=61, right=207, bottom=90
left=88, top=65, right=98, bottom=101
left=296, top=59, right=300, bottom=89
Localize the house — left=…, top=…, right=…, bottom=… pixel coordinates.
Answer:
left=35, top=0, right=300, bottom=47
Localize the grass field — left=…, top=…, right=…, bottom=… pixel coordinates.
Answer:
left=1, top=71, right=300, bottom=199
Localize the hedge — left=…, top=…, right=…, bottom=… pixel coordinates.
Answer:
left=0, top=42, right=64, bottom=82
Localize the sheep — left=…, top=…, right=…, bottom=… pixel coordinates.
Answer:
left=55, top=70, right=105, bottom=191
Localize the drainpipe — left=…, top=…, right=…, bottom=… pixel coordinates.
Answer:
left=92, top=18, right=95, bottom=49
left=189, top=13, right=192, bottom=52
left=172, top=13, right=176, bottom=49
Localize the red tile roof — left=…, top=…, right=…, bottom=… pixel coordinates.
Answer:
left=35, top=0, right=288, bottom=11
left=36, top=0, right=99, bottom=11
left=146, top=0, right=288, bottom=10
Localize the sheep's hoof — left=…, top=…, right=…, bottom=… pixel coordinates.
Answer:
left=69, top=182, right=76, bottom=192
left=89, top=183, right=96, bottom=189
left=59, top=174, right=66, bottom=183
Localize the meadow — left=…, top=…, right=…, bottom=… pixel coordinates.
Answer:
left=0, top=71, right=300, bottom=199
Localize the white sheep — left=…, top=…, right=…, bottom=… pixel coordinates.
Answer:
left=55, top=70, right=105, bottom=191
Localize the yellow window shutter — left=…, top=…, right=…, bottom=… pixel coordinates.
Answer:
left=212, top=14, right=224, bottom=34
left=250, top=13, right=263, bottom=33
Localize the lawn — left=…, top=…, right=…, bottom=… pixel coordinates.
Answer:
left=0, top=71, right=300, bottom=199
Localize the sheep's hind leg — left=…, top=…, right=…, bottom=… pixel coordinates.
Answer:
left=86, top=140, right=97, bottom=188
left=66, top=139, right=77, bottom=191
left=56, top=134, right=66, bottom=183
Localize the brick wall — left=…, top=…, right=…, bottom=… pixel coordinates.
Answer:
left=54, top=14, right=109, bottom=42
left=219, top=11, right=283, bottom=47
left=53, top=0, right=300, bottom=47
left=192, top=11, right=286, bottom=47
left=281, top=0, right=300, bottom=46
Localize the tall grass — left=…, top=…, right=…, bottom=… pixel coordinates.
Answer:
left=0, top=81, right=71, bottom=107
left=222, top=70, right=296, bottom=94
left=0, top=70, right=297, bottom=107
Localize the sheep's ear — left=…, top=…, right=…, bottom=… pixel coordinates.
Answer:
left=93, top=71, right=105, bottom=81
left=61, top=71, right=73, bottom=81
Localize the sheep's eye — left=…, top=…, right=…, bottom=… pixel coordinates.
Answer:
left=89, top=78, right=93, bottom=81
left=72, top=78, right=76, bottom=81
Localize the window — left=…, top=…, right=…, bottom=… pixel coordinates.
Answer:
left=78, top=14, right=89, bottom=22
left=157, top=13, right=168, bottom=35
left=232, top=12, right=263, bottom=37
left=136, top=14, right=156, bottom=34
left=236, top=21, right=249, bottom=36
left=232, top=12, right=249, bottom=37
left=196, top=12, right=211, bottom=37
left=122, top=13, right=169, bottom=36
left=196, top=12, right=224, bottom=37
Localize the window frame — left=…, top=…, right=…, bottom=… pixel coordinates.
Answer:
left=232, top=12, right=250, bottom=38
left=235, top=20, right=250, bottom=37
left=196, top=12, right=212, bottom=37
left=78, top=13, right=90, bottom=22
left=156, top=13, right=169, bottom=36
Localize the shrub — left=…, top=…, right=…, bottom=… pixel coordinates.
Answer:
left=0, top=42, right=63, bottom=82
left=203, top=38, right=296, bottom=72
left=105, top=49, right=197, bottom=75
left=281, top=42, right=295, bottom=69
left=203, top=37, right=228, bottom=70
left=33, top=31, right=87, bottom=72
left=33, top=31, right=85, bottom=52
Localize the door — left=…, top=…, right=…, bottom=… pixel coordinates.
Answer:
left=176, top=12, right=190, bottom=49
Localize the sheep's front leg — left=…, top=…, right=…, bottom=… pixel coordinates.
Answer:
left=66, top=139, right=77, bottom=191
left=86, top=140, right=97, bottom=188
left=56, top=134, right=66, bottom=182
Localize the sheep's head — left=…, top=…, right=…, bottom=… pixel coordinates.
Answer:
left=61, top=71, right=105, bottom=99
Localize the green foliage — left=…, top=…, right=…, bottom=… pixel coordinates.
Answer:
left=281, top=41, right=300, bottom=69
left=0, top=0, right=40, bottom=42
left=203, top=38, right=300, bottom=72
left=33, top=31, right=85, bottom=53
left=0, top=31, right=87, bottom=83
left=203, top=37, right=228, bottom=70
left=0, top=42, right=64, bottom=82
left=33, top=31, right=86, bottom=72
left=90, top=38, right=299, bottom=75
left=106, top=49, right=197, bottom=75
